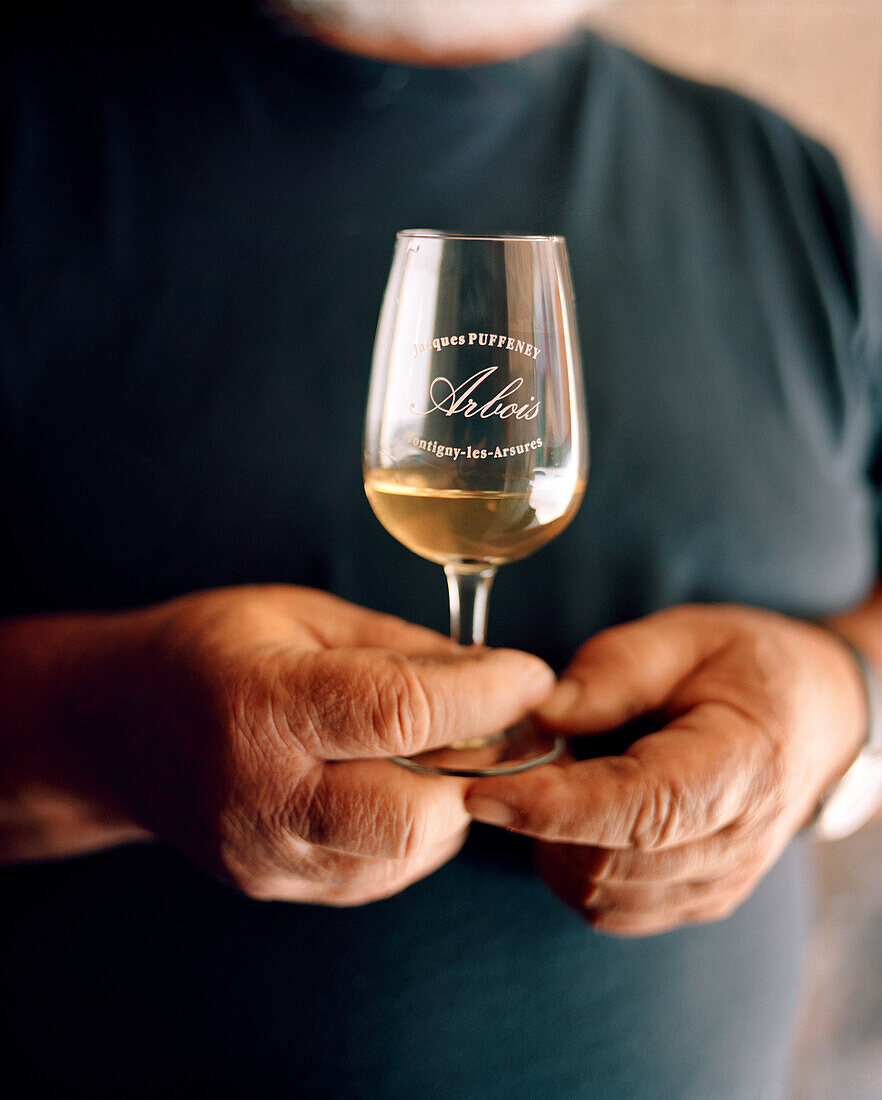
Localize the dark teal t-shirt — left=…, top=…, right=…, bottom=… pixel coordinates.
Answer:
left=3, top=4, right=882, bottom=1096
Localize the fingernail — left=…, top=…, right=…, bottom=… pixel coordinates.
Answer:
left=465, top=796, right=519, bottom=829
left=535, top=680, right=582, bottom=722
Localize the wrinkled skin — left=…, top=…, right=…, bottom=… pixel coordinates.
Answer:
left=466, top=604, right=868, bottom=936
left=0, top=585, right=553, bottom=905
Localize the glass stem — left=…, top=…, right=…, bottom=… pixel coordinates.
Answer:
left=444, top=564, right=497, bottom=647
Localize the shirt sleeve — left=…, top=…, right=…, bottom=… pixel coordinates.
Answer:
left=801, top=136, right=882, bottom=383
left=793, top=134, right=882, bottom=557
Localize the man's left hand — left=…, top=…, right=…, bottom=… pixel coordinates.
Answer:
left=465, top=605, right=867, bottom=936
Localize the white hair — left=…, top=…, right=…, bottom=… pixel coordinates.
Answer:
left=271, top=0, right=605, bottom=52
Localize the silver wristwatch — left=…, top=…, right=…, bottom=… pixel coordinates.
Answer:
left=814, top=638, right=882, bottom=842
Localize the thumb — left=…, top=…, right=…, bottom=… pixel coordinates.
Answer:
left=290, top=646, right=556, bottom=760
left=535, top=607, right=720, bottom=734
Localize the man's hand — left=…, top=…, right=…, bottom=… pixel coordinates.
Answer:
left=0, top=585, right=553, bottom=905
left=465, top=604, right=868, bottom=936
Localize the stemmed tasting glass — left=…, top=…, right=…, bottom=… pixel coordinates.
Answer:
left=363, top=231, right=589, bottom=777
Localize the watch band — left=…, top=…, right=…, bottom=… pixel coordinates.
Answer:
left=829, top=636, right=882, bottom=755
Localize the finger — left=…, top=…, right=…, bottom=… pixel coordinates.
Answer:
left=585, top=876, right=755, bottom=934
left=534, top=607, right=725, bottom=733
left=466, top=702, right=767, bottom=849
left=289, top=646, right=555, bottom=760
left=283, top=758, right=472, bottom=859
left=316, top=828, right=469, bottom=907
left=556, top=863, right=755, bottom=915
left=583, top=876, right=752, bottom=915
left=314, top=602, right=458, bottom=657
left=243, top=822, right=467, bottom=904
left=534, top=846, right=755, bottom=934
left=582, top=899, right=743, bottom=938
left=267, top=586, right=458, bottom=656
left=534, top=827, right=761, bottom=886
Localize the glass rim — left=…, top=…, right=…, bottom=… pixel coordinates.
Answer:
left=397, top=229, right=565, bottom=243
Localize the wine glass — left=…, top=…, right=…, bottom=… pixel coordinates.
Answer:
left=363, top=231, right=589, bottom=777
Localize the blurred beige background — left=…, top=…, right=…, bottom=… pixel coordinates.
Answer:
left=588, top=0, right=882, bottom=232
left=583, top=4, right=882, bottom=1098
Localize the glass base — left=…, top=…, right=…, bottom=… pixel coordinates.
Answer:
left=390, top=721, right=565, bottom=777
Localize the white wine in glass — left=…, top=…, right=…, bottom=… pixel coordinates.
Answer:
left=364, top=231, right=589, bottom=777
left=364, top=465, right=584, bottom=566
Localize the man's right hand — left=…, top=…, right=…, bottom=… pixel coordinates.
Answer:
left=0, top=586, right=553, bottom=905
